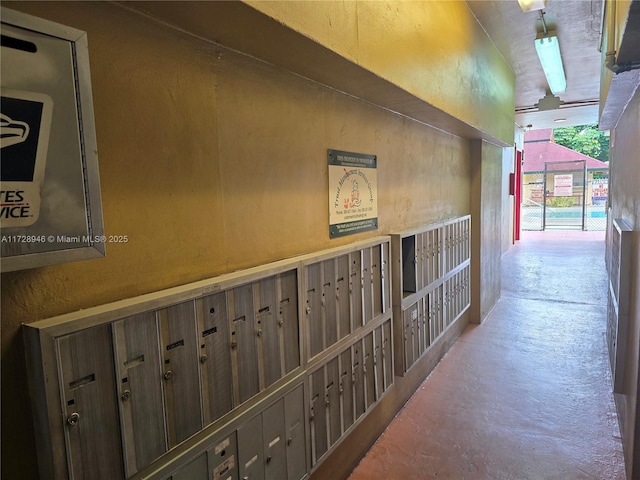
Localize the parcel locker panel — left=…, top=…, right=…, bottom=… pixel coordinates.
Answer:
left=363, top=333, right=376, bottom=409
left=382, top=320, right=394, bottom=391
left=263, top=399, right=286, bottom=480
left=352, top=341, right=366, bottom=420
left=309, top=368, right=328, bottom=465
left=373, top=326, right=384, bottom=400
left=237, top=414, right=264, bottom=480
left=112, top=312, right=166, bottom=476
left=170, top=452, right=208, bottom=480
left=158, top=301, right=203, bottom=447
left=197, top=292, right=234, bottom=425
left=255, top=276, right=281, bottom=388
left=322, top=259, right=338, bottom=348
left=210, top=432, right=239, bottom=480
left=306, top=263, right=324, bottom=357
left=325, top=357, right=341, bottom=446
left=229, top=284, right=260, bottom=404
left=371, top=245, right=383, bottom=317
left=278, top=270, right=300, bottom=374
left=349, top=252, right=363, bottom=328
left=339, top=348, right=354, bottom=432
left=361, top=248, right=374, bottom=324
left=336, top=255, right=351, bottom=340
left=284, top=384, right=306, bottom=480
left=57, top=325, right=124, bottom=480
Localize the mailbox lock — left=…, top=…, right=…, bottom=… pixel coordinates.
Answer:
left=287, top=437, right=293, bottom=446
left=266, top=455, right=272, bottom=464
left=200, top=354, right=208, bottom=363
left=121, top=390, right=131, bottom=401
left=305, top=307, right=311, bottom=315
left=67, top=412, right=80, bottom=426
left=163, top=370, right=173, bottom=381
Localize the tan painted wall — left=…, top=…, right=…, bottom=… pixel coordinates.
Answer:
left=608, top=87, right=640, bottom=480
left=1, top=3, right=473, bottom=478
left=246, top=0, right=515, bottom=147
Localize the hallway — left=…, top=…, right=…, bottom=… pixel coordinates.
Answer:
left=348, top=231, right=626, bottom=479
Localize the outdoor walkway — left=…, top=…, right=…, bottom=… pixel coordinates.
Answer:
left=348, top=230, right=625, bottom=480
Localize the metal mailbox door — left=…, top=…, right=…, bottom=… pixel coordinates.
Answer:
left=361, top=248, right=373, bottom=324
left=306, top=263, right=324, bottom=358
left=349, top=252, right=363, bottom=328
left=371, top=245, right=383, bottom=317
left=322, top=259, right=338, bottom=348
left=325, top=357, right=341, bottom=447
left=404, top=303, right=418, bottom=370
left=401, top=235, right=417, bottom=294
left=158, top=301, right=203, bottom=447
left=196, top=292, right=234, bottom=425
left=278, top=270, right=300, bottom=374
left=112, top=312, right=167, bottom=476
left=339, top=348, right=354, bottom=432
left=170, top=453, right=208, bottom=480
left=263, top=399, right=286, bottom=480
left=417, top=296, right=427, bottom=356
left=382, top=320, right=394, bottom=391
left=237, top=414, right=264, bottom=480
left=309, top=367, right=328, bottom=465
left=416, top=233, right=426, bottom=291
left=57, top=325, right=124, bottom=480
left=210, top=432, right=239, bottom=480
left=229, top=284, right=260, bottom=404
left=363, top=333, right=376, bottom=408
left=381, top=241, right=391, bottom=314
left=352, top=341, right=366, bottom=420
left=373, top=326, right=384, bottom=400
left=284, top=384, right=306, bottom=480
left=336, top=255, right=351, bottom=340
left=255, top=276, right=281, bottom=388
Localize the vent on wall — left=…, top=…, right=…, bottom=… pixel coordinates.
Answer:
left=606, top=217, right=634, bottom=393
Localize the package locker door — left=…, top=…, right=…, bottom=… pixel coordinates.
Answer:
left=352, top=341, right=366, bottom=420
left=309, top=368, right=328, bottom=465
left=229, top=284, right=260, bottom=404
left=197, top=292, right=234, bottom=425
left=306, top=263, right=324, bottom=358
left=170, top=453, right=208, bottom=480
left=322, top=259, right=338, bottom=348
left=284, top=384, right=306, bottom=480
left=112, top=312, right=167, bottom=476
left=278, top=270, right=300, bottom=375
left=336, top=255, right=351, bottom=340
left=255, top=276, right=281, bottom=388
left=263, top=399, right=286, bottom=480
left=57, top=325, right=124, bottom=480
left=382, top=320, right=394, bottom=391
left=237, top=414, right=264, bottom=480
left=371, top=245, right=383, bottom=318
left=339, top=348, right=354, bottom=433
left=158, top=301, right=203, bottom=447
left=325, top=357, right=341, bottom=447
left=349, top=252, right=363, bottom=328
left=361, top=248, right=373, bottom=324
left=363, top=333, right=376, bottom=408
left=210, top=432, right=239, bottom=480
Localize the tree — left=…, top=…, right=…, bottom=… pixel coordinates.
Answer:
left=553, top=124, right=609, bottom=162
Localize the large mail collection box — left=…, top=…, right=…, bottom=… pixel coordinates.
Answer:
left=24, top=236, right=392, bottom=480
left=391, top=215, right=471, bottom=375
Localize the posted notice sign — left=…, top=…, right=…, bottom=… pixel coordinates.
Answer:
left=328, top=149, right=378, bottom=238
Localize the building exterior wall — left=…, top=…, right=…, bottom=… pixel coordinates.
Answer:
left=1, top=2, right=513, bottom=480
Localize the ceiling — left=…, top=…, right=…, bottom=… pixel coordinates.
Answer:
left=466, top=0, right=604, bottom=131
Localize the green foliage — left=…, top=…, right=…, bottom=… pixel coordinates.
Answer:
left=553, top=124, right=609, bottom=162
left=547, top=196, right=575, bottom=207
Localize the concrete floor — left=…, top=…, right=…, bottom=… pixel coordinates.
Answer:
left=348, top=230, right=626, bottom=480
